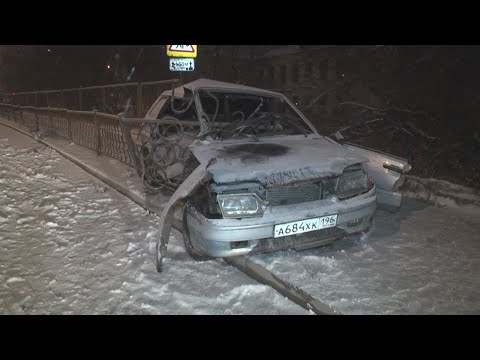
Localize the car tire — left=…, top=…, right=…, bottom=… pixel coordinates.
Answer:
left=182, top=205, right=214, bottom=261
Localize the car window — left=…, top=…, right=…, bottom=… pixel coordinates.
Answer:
left=158, top=96, right=197, bottom=122
left=197, top=90, right=312, bottom=137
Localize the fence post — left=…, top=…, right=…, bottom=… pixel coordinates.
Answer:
left=34, top=110, right=39, bottom=132
left=137, top=82, right=143, bottom=118
left=67, top=110, right=72, bottom=140
left=94, top=111, right=101, bottom=156
left=48, top=106, right=52, bottom=129
left=118, top=115, right=142, bottom=175
left=35, top=93, right=38, bottom=107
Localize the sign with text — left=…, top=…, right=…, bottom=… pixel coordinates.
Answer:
left=169, top=58, right=195, bottom=71
left=167, top=45, right=197, bottom=58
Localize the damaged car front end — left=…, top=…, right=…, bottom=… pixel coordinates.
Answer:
left=184, top=171, right=376, bottom=258
left=184, top=136, right=377, bottom=259
left=133, top=79, right=411, bottom=271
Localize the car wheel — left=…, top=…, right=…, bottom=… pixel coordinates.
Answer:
left=182, top=205, right=214, bottom=261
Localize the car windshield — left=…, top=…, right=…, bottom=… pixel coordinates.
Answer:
left=197, top=90, right=313, bottom=139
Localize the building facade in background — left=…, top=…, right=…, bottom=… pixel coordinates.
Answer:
left=184, top=45, right=380, bottom=130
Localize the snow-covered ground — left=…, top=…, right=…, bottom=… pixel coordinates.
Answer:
left=0, top=125, right=308, bottom=314
left=250, top=199, right=480, bottom=314
left=2, top=122, right=479, bottom=315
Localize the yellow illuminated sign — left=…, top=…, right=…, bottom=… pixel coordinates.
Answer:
left=166, top=45, right=197, bottom=58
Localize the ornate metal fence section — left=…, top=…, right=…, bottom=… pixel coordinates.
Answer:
left=98, top=112, right=135, bottom=165
left=50, top=108, right=70, bottom=139
left=18, top=107, right=36, bottom=129
left=0, top=79, right=179, bottom=172
left=0, top=103, right=136, bottom=168
left=69, top=110, right=97, bottom=152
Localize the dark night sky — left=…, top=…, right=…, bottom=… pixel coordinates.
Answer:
left=0, top=45, right=173, bottom=91
left=2, top=44, right=480, bottom=137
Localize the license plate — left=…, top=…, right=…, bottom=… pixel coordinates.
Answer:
left=274, top=215, right=338, bottom=238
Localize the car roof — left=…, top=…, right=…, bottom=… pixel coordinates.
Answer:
left=145, top=78, right=285, bottom=119
left=159, top=78, right=283, bottom=98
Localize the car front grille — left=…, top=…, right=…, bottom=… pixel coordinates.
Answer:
left=266, top=182, right=321, bottom=206
left=264, top=168, right=368, bottom=206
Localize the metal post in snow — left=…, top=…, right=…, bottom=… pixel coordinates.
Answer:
left=67, top=110, right=72, bottom=140
left=34, top=110, right=39, bottom=132
left=48, top=106, right=52, bottom=129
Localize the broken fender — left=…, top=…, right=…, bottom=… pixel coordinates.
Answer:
left=156, top=159, right=215, bottom=272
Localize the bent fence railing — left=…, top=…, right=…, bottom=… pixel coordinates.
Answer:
left=0, top=102, right=202, bottom=193
left=0, top=79, right=180, bottom=175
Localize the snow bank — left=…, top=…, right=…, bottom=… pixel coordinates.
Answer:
left=400, top=175, right=480, bottom=208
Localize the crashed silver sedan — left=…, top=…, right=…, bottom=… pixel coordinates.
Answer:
left=137, top=79, right=411, bottom=269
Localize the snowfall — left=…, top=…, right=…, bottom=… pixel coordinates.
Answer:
left=1, top=123, right=479, bottom=315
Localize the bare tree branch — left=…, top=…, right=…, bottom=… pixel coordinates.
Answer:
left=338, top=102, right=389, bottom=112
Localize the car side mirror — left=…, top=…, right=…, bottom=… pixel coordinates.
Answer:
left=383, top=163, right=409, bottom=174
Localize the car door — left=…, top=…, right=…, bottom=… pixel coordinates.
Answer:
left=342, top=142, right=411, bottom=208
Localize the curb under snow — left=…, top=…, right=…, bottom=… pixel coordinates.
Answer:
left=401, top=176, right=480, bottom=209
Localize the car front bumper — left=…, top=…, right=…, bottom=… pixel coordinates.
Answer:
left=185, top=187, right=377, bottom=257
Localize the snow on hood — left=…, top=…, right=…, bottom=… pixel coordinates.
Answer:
left=189, top=135, right=368, bottom=187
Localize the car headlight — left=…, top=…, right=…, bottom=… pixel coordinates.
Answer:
left=217, top=193, right=267, bottom=218
left=336, top=167, right=370, bottom=199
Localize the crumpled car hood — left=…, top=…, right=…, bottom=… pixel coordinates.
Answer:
left=189, top=135, right=368, bottom=187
